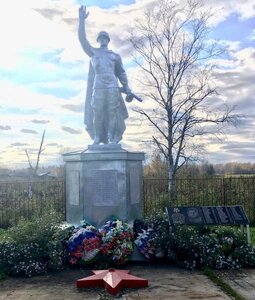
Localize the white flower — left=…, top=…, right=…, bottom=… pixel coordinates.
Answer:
left=116, top=220, right=123, bottom=229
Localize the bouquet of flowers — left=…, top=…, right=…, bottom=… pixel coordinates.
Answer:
left=134, top=215, right=169, bottom=260
left=67, top=223, right=101, bottom=265
left=134, top=226, right=158, bottom=260
left=99, top=219, right=134, bottom=265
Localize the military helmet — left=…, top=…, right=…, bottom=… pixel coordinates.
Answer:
left=96, top=31, right=110, bottom=42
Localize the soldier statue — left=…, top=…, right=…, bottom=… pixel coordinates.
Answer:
left=78, top=5, right=132, bottom=145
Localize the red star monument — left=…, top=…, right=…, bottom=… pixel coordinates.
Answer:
left=76, top=268, right=148, bottom=296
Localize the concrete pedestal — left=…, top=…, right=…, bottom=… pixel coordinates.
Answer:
left=63, top=145, right=144, bottom=227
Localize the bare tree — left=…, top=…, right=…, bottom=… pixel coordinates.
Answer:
left=129, top=0, right=238, bottom=197
left=25, top=130, right=46, bottom=176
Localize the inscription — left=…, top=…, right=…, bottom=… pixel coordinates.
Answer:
left=67, top=171, right=79, bottom=206
left=202, top=207, right=218, bottom=224
left=167, top=206, right=249, bottom=226
left=216, top=206, right=234, bottom=224
left=229, top=206, right=249, bottom=224
left=87, top=169, right=118, bottom=206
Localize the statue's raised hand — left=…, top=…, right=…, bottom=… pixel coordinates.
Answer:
left=79, top=5, right=89, bottom=21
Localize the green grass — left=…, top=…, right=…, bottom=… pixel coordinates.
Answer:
left=0, top=228, right=6, bottom=240
left=203, top=267, right=246, bottom=300
left=0, top=228, right=7, bottom=281
left=0, top=230, right=7, bottom=281
left=250, top=226, right=255, bottom=245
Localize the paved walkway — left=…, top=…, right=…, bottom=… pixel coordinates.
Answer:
left=219, top=269, right=255, bottom=300
left=0, top=265, right=232, bottom=300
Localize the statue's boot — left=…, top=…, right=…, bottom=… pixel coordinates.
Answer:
left=93, top=136, right=100, bottom=144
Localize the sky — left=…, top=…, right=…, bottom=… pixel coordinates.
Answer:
left=0, top=0, right=255, bottom=169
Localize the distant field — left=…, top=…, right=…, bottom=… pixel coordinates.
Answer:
left=222, top=174, right=255, bottom=178
left=250, top=227, right=255, bottom=245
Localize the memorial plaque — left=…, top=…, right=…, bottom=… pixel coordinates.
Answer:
left=215, top=206, right=234, bottom=224
left=167, top=205, right=249, bottom=227
left=186, top=207, right=204, bottom=224
left=166, top=207, right=204, bottom=225
left=67, top=171, right=80, bottom=206
left=167, top=207, right=186, bottom=225
left=130, top=167, right=140, bottom=204
left=202, top=206, right=219, bottom=224
left=86, top=169, right=118, bottom=206
left=229, top=206, right=249, bottom=224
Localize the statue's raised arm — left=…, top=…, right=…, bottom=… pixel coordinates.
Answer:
left=78, top=5, right=139, bottom=145
left=78, top=6, right=93, bottom=57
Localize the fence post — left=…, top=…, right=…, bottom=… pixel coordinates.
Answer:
left=222, top=177, right=226, bottom=206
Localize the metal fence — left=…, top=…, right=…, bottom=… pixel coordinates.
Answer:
left=143, top=177, right=255, bottom=223
left=1, top=176, right=255, bottom=228
left=0, top=180, right=66, bottom=228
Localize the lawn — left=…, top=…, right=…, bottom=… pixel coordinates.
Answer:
left=250, top=226, right=255, bottom=245
left=0, top=228, right=6, bottom=239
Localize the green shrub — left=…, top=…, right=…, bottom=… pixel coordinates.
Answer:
left=169, top=226, right=255, bottom=270
left=135, top=212, right=255, bottom=271
left=6, top=210, right=62, bottom=243
left=0, top=210, right=71, bottom=277
left=0, top=241, right=48, bottom=276
left=2, top=209, right=255, bottom=277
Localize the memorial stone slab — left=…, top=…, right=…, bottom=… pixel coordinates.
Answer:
left=229, top=206, right=249, bottom=224
left=201, top=206, right=219, bottom=225
left=215, top=206, right=234, bottom=224
left=67, top=171, right=80, bottom=206
left=166, top=207, right=205, bottom=225
left=166, top=205, right=250, bottom=226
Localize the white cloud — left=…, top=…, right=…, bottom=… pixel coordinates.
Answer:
left=201, top=0, right=255, bottom=25
left=0, top=0, right=255, bottom=167
left=250, top=29, right=255, bottom=41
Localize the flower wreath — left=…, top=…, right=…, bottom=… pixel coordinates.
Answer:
left=67, top=223, right=101, bottom=265
left=134, top=226, right=158, bottom=260
left=99, top=219, right=134, bottom=265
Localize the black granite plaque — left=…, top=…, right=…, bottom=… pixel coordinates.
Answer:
left=215, top=206, right=234, bottom=224
left=202, top=207, right=219, bottom=224
left=229, top=206, right=249, bottom=224
left=186, top=207, right=204, bottom=224
left=166, top=207, right=185, bottom=225
left=166, top=207, right=204, bottom=225
left=167, top=205, right=249, bottom=226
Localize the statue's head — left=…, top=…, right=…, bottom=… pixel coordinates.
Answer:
left=97, top=31, right=110, bottom=44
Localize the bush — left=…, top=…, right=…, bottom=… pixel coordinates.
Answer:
left=1, top=210, right=255, bottom=277
left=0, top=241, right=48, bottom=276
left=0, top=210, right=70, bottom=277
left=135, top=211, right=255, bottom=270
left=169, top=226, right=255, bottom=270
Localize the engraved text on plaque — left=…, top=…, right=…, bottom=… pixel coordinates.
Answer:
left=86, top=169, right=118, bottom=206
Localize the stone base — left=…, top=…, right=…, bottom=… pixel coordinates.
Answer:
left=129, top=245, right=147, bottom=262
left=87, top=144, right=122, bottom=151
left=63, top=145, right=145, bottom=227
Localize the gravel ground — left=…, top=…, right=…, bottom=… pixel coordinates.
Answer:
left=0, top=265, right=231, bottom=300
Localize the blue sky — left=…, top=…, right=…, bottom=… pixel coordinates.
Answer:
left=0, top=0, right=255, bottom=168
